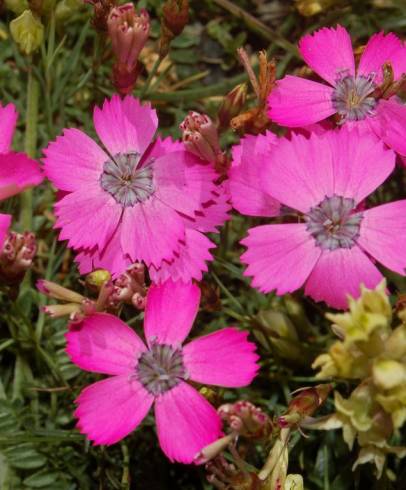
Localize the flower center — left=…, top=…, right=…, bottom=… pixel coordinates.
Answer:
left=100, top=152, right=154, bottom=207
left=136, top=343, right=187, bottom=396
left=305, top=195, right=363, bottom=250
left=332, top=74, right=377, bottom=122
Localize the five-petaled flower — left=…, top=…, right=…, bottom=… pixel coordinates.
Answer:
left=268, top=26, right=406, bottom=158
left=240, top=127, right=406, bottom=309
left=66, top=280, right=259, bottom=463
left=43, top=95, right=230, bottom=281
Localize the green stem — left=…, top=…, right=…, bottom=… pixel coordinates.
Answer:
left=140, top=56, right=164, bottom=98
left=20, top=68, right=39, bottom=232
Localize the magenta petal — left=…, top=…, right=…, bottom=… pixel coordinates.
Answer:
left=304, top=247, right=383, bottom=309
left=144, top=280, right=200, bottom=347
left=268, top=76, right=335, bottom=127
left=0, top=213, right=11, bottom=248
left=120, top=198, right=184, bottom=268
left=93, top=95, right=157, bottom=156
left=149, top=229, right=214, bottom=284
left=377, top=99, right=406, bottom=157
left=183, top=328, right=259, bottom=387
left=299, top=25, right=355, bottom=86
left=358, top=32, right=405, bottom=83
left=75, top=225, right=132, bottom=277
left=263, top=132, right=334, bottom=212
left=43, top=128, right=108, bottom=192
left=0, top=152, right=43, bottom=200
left=54, top=187, right=122, bottom=251
left=357, top=200, right=406, bottom=275
left=191, top=185, right=231, bottom=233
left=328, top=127, right=395, bottom=203
left=229, top=132, right=280, bottom=217
left=66, top=313, right=147, bottom=375
left=75, top=375, right=153, bottom=446
left=241, top=223, right=321, bottom=295
left=154, top=382, right=221, bottom=463
left=153, top=151, right=217, bottom=217
left=0, top=102, right=17, bottom=153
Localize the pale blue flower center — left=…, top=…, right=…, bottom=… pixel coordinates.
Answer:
left=100, top=152, right=154, bottom=207
left=305, top=195, right=363, bottom=250
left=136, top=343, right=186, bottom=396
left=332, top=74, right=377, bottom=122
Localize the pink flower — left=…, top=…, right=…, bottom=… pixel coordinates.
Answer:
left=44, top=95, right=228, bottom=280
left=66, top=280, right=259, bottom=463
left=0, top=102, right=43, bottom=246
left=268, top=26, right=406, bottom=157
left=241, top=127, right=406, bottom=309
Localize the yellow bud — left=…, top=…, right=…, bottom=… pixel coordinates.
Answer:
left=10, top=10, right=44, bottom=55
left=373, top=359, right=406, bottom=390
left=285, top=474, right=304, bottom=490
left=85, top=269, right=111, bottom=289
left=385, top=325, right=406, bottom=360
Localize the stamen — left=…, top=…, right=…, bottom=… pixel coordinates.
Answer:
left=332, top=74, right=377, bottom=122
left=100, top=152, right=154, bottom=207
left=136, top=343, right=187, bottom=396
left=305, top=195, right=363, bottom=251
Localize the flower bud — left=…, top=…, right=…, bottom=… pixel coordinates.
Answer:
left=279, top=384, right=332, bottom=428
left=107, top=4, right=150, bottom=94
left=295, top=0, right=337, bottom=16
left=0, top=231, right=37, bottom=283
left=180, top=112, right=221, bottom=163
left=108, top=262, right=147, bottom=309
left=159, top=0, right=189, bottom=58
left=217, top=83, right=247, bottom=130
left=218, top=400, right=272, bottom=439
left=10, top=9, right=44, bottom=55
left=85, top=269, right=111, bottom=290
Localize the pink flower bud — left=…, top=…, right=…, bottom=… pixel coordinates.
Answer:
left=180, top=112, right=221, bottom=163
left=0, top=231, right=38, bottom=283
left=107, top=4, right=150, bottom=93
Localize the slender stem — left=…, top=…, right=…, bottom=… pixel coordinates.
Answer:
left=20, top=68, right=39, bottom=231
left=140, top=56, right=164, bottom=98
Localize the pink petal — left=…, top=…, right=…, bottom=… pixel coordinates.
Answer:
left=377, top=99, right=406, bottom=157
left=93, top=95, right=157, bottom=156
left=241, top=223, right=321, bottom=294
left=0, top=213, right=11, bottom=248
left=142, top=136, right=183, bottom=161
left=43, top=128, right=108, bottom=192
left=229, top=132, right=280, bottom=217
left=149, top=229, right=214, bottom=284
left=75, top=226, right=132, bottom=277
left=183, top=328, right=259, bottom=387
left=327, top=126, right=396, bottom=203
left=190, top=186, right=231, bottom=233
left=75, top=375, right=153, bottom=446
left=268, top=76, right=335, bottom=127
left=0, top=152, right=43, bottom=200
left=120, top=198, right=184, bottom=268
left=66, top=312, right=146, bottom=375
left=358, top=32, right=406, bottom=83
left=144, top=280, right=200, bottom=347
left=153, top=151, right=217, bottom=218
left=357, top=200, right=406, bottom=275
left=299, top=25, right=355, bottom=86
left=304, top=247, right=383, bottom=309
left=262, top=132, right=334, bottom=212
left=0, top=102, right=17, bottom=153
left=154, top=382, right=221, bottom=463
left=54, top=186, right=122, bottom=251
